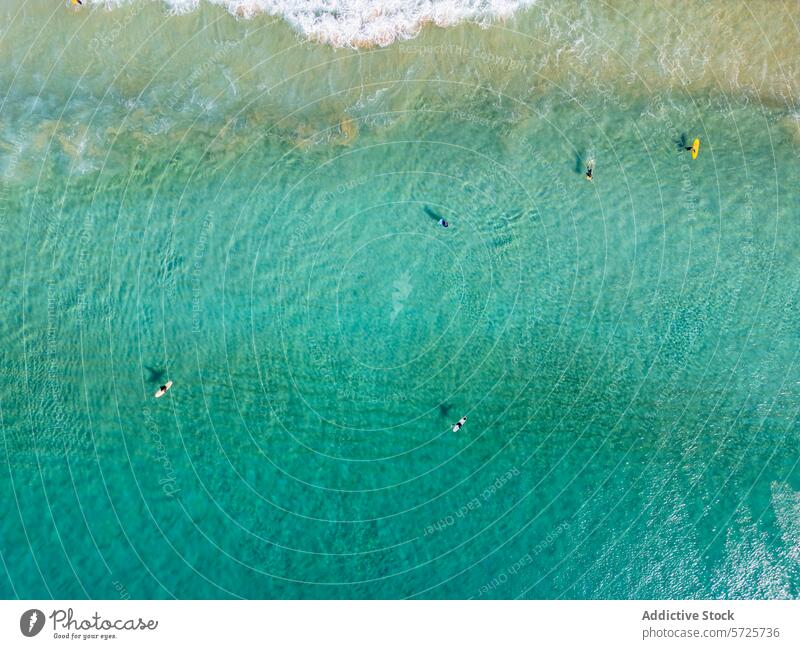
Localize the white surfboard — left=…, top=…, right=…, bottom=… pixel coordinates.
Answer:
left=154, top=381, right=173, bottom=398
left=452, top=416, right=467, bottom=432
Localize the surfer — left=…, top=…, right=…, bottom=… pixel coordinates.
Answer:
left=155, top=381, right=173, bottom=398
left=452, top=416, right=467, bottom=432
left=424, top=206, right=449, bottom=227
left=585, top=162, right=593, bottom=181
left=71, top=0, right=83, bottom=5
left=685, top=138, right=700, bottom=159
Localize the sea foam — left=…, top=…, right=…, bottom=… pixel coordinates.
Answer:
left=97, top=0, right=535, bottom=48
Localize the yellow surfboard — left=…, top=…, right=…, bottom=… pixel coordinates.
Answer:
left=691, top=138, right=700, bottom=160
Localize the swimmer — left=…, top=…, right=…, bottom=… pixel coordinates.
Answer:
left=439, top=218, right=449, bottom=228
left=154, top=381, right=173, bottom=398
left=585, top=162, right=594, bottom=182
left=452, top=416, right=467, bottom=432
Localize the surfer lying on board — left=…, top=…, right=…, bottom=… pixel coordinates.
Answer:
left=155, top=381, right=173, bottom=398
left=585, top=162, right=593, bottom=181
left=452, top=416, right=467, bottom=432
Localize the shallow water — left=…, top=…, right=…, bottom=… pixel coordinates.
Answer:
left=1, top=1, right=799, bottom=598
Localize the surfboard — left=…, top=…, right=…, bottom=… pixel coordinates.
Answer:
left=452, top=416, right=467, bottom=432
left=155, top=381, right=173, bottom=398
left=691, top=138, right=700, bottom=160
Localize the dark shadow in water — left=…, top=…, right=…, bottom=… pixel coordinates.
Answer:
left=424, top=206, right=444, bottom=222
left=676, top=133, right=689, bottom=151
left=145, top=365, right=166, bottom=384
left=574, top=152, right=585, bottom=175
left=439, top=403, right=453, bottom=418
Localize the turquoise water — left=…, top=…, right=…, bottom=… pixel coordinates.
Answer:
left=1, top=1, right=800, bottom=599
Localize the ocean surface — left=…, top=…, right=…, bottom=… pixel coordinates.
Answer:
left=1, top=0, right=799, bottom=599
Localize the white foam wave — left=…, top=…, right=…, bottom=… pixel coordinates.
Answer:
left=96, top=0, right=536, bottom=48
